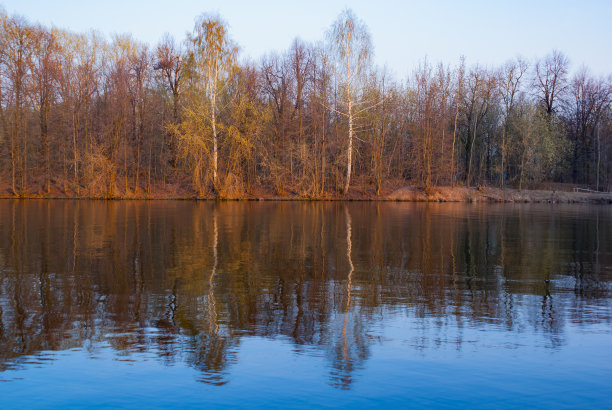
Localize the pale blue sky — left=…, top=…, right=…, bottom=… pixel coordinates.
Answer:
left=2, top=0, right=611, bottom=77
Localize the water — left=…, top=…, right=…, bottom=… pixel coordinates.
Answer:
left=0, top=201, right=610, bottom=408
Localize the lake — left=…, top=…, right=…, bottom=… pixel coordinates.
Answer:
left=0, top=201, right=610, bottom=408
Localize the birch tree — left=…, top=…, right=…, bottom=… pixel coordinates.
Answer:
left=326, top=9, right=372, bottom=194
left=189, top=14, right=237, bottom=192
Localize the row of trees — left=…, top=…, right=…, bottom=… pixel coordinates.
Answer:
left=1, top=9, right=611, bottom=197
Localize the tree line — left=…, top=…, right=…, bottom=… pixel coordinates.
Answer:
left=1, top=9, right=611, bottom=198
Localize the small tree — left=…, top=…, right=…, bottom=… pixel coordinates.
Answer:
left=515, top=101, right=569, bottom=189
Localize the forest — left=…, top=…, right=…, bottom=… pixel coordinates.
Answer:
left=0, top=9, right=611, bottom=198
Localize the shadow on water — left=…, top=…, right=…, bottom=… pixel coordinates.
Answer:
left=0, top=200, right=610, bottom=388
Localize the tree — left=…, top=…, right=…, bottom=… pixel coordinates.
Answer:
left=534, top=50, right=568, bottom=116
left=514, top=99, right=568, bottom=190
left=326, top=9, right=373, bottom=194
left=450, top=57, right=465, bottom=186
left=461, top=66, right=496, bottom=186
left=498, top=57, right=527, bottom=188
left=1, top=15, right=34, bottom=194
left=154, top=33, right=184, bottom=168
left=564, top=69, right=611, bottom=185
left=56, top=30, right=101, bottom=194
left=309, top=43, right=332, bottom=196
left=31, top=25, right=59, bottom=193
left=188, top=14, right=238, bottom=192
left=128, top=44, right=150, bottom=193
left=260, top=51, right=293, bottom=191
left=363, top=68, right=393, bottom=195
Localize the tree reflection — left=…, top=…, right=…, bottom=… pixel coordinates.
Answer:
left=0, top=201, right=610, bottom=385
left=189, top=207, right=232, bottom=385
left=327, top=205, right=366, bottom=389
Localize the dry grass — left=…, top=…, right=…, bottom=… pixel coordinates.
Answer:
left=387, top=186, right=612, bottom=204
left=1, top=177, right=610, bottom=204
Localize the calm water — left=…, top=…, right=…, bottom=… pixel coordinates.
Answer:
left=0, top=201, right=610, bottom=408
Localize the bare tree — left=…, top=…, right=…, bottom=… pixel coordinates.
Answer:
left=534, top=50, right=568, bottom=115
left=261, top=51, right=293, bottom=190
left=450, top=57, right=465, bottom=186
left=565, top=68, right=611, bottom=185
left=154, top=34, right=184, bottom=167
left=129, top=44, right=150, bottom=193
left=326, top=9, right=373, bottom=194
left=290, top=38, right=311, bottom=188
left=462, top=66, right=496, bottom=186
left=2, top=15, right=33, bottom=194
left=498, top=57, right=528, bottom=187
left=31, top=25, right=59, bottom=193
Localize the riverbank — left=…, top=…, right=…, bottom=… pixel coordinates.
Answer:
left=1, top=183, right=610, bottom=203
left=386, top=186, right=612, bottom=203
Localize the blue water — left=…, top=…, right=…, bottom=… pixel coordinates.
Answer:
left=0, top=201, right=610, bottom=408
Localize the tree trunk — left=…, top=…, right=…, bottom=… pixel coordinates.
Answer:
left=72, top=111, right=79, bottom=195
left=596, top=124, right=601, bottom=191
left=40, top=99, right=50, bottom=193
left=344, top=100, right=353, bottom=194
left=210, top=56, right=219, bottom=193
left=467, top=116, right=478, bottom=187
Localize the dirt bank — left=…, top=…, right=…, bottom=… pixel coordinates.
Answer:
left=1, top=181, right=610, bottom=203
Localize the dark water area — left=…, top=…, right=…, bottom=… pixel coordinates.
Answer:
left=0, top=200, right=610, bottom=408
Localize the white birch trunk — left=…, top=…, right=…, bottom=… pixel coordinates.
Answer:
left=344, top=100, right=353, bottom=194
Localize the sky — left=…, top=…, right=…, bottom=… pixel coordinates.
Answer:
left=2, top=0, right=611, bottom=78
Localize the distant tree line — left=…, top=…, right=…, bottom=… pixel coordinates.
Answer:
left=0, top=9, right=611, bottom=197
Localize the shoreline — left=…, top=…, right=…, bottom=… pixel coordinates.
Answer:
left=1, top=186, right=610, bottom=204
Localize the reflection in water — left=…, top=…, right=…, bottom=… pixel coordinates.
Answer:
left=190, top=207, right=230, bottom=385
left=329, top=205, right=358, bottom=390
left=0, top=201, right=611, bottom=389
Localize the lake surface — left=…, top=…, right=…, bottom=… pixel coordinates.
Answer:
left=0, top=200, right=610, bottom=408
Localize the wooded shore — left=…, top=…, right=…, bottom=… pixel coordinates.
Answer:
left=1, top=184, right=610, bottom=204
left=1, top=10, right=611, bottom=205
